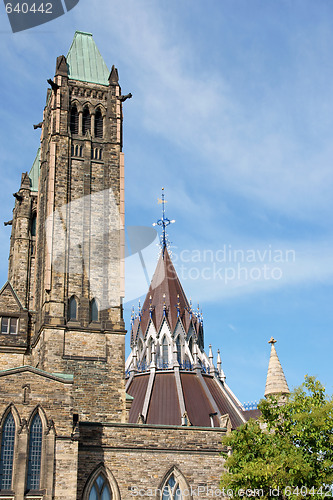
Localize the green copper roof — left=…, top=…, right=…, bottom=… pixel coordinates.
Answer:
left=29, top=148, right=40, bottom=192
left=67, top=31, right=110, bottom=86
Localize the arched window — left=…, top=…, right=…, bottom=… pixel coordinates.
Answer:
left=31, top=212, right=37, bottom=237
left=26, top=413, right=42, bottom=490
left=88, top=473, right=112, bottom=500
left=0, top=412, right=15, bottom=490
left=68, top=296, right=77, bottom=321
left=137, top=338, right=143, bottom=360
left=95, top=108, right=103, bottom=138
left=162, top=474, right=182, bottom=499
left=90, top=299, right=99, bottom=322
left=148, top=338, right=154, bottom=363
left=176, top=336, right=181, bottom=364
left=188, top=337, right=193, bottom=355
left=162, top=337, right=168, bottom=366
left=70, top=105, right=79, bottom=135
left=83, top=107, right=91, bottom=136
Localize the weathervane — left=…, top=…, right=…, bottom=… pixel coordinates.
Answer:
left=152, top=187, right=175, bottom=256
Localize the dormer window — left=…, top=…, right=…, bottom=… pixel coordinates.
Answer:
left=0, top=317, right=18, bottom=335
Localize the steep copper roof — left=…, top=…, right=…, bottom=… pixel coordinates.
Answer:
left=180, top=373, right=219, bottom=427
left=203, top=376, right=244, bottom=428
left=242, top=408, right=261, bottom=421
left=128, top=373, right=149, bottom=423
left=127, top=371, right=244, bottom=428
left=146, top=373, right=180, bottom=425
left=131, top=248, right=201, bottom=342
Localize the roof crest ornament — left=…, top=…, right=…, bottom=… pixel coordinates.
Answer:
left=152, top=187, right=175, bottom=257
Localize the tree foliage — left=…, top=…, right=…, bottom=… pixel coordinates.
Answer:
left=220, top=376, right=333, bottom=499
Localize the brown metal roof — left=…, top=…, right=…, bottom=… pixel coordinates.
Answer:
left=131, top=249, right=202, bottom=343
left=180, top=373, right=218, bottom=427
left=203, top=376, right=244, bottom=429
left=242, top=408, right=261, bottom=421
left=127, top=373, right=149, bottom=423
left=146, top=373, right=181, bottom=425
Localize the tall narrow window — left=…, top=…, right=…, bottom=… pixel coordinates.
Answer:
left=68, top=296, right=77, bottom=321
left=26, top=414, right=42, bottom=490
left=83, top=107, right=91, bottom=136
left=31, top=213, right=37, bottom=237
left=88, top=473, right=112, bottom=500
left=90, top=299, right=98, bottom=322
left=162, top=337, right=168, bottom=366
left=148, top=338, right=154, bottom=363
left=176, top=337, right=181, bottom=364
left=70, top=105, right=79, bottom=134
left=0, top=412, right=15, bottom=490
left=95, top=109, right=103, bottom=138
left=188, top=337, right=193, bottom=355
left=162, top=474, right=182, bottom=499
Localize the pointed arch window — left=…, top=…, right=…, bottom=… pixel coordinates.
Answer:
left=162, top=337, right=168, bottom=366
left=95, top=108, right=103, bottom=138
left=68, top=296, right=77, bottom=321
left=90, top=298, right=99, bottom=322
left=148, top=338, right=154, bottom=363
left=70, top=105, right=79, bottom=135
left=31, top=212, right=37, bottom=237
left=88, top=473, right=112, bottom=500
left=83, top=107, right=91, bottom=136
left=0, top=412, right=15, bottom=490
left=188, top=337, right=193, bottom=355
left=176, top=337, right=181, bottom=364
left=137, top=338, right=143, bottom=360
left=26, top=413, right=42, bottom=490
left=162, top=474, right=182, bottom=499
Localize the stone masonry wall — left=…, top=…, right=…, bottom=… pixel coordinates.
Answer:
left=78, top=423, right=226, bottom=500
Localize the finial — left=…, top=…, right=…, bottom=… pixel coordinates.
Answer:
left=268, top=337, right=277, bottom=345
left=149, top=295, right=153, bottom=318
left=176, top=294, right=180, bottom=317
left=138, top=300, right=142, bottom=321
left=130, top=306, right=135, bottom=328
left=152, top=188, right=175, bottom=256
left=163, top=293, right=167, bottom=316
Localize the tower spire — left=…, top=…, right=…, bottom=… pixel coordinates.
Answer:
left=152, top=188, right=175, bottom=256
left=265, top=337, right=289, bottom=399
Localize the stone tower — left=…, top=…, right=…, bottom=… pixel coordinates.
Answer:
left=1, top=31, right=129, bottom=423
left=265, top=337, right=290, bottom=403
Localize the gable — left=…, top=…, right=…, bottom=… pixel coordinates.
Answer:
left=0, top=282, right=24, bottom=313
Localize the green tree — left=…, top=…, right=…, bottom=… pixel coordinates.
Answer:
left=220, top=376, right=333, bottom=499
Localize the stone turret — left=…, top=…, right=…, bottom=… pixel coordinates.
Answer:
left=265, top=337, right=290, bottom=401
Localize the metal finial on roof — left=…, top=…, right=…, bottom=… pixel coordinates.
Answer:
left=163, top=293, right=167, bottom=316
left=130, top=306, right=135, bottom=328
left=152, top=188, right=175, bottom=256
left=189, top=298, right=193, bottom=320
left=176, top=294, right=180, bottom=317
left=149, top=295, right=153, bottom=319
left=138, top=300, right=142, bottom=321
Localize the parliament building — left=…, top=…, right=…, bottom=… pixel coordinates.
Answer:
left=0, top=32, right=289, bottom=500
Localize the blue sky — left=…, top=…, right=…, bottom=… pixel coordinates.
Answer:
left=0, top=0, right=333, bottom=404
